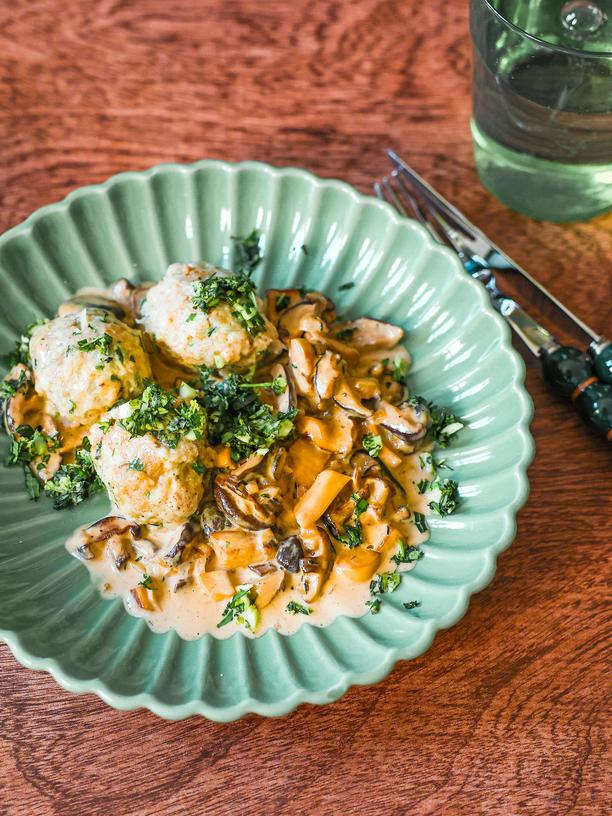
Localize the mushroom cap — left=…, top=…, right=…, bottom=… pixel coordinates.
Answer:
left=29, top=310, right=151, bottom=424
left=141, top=262, right=279, bottom=370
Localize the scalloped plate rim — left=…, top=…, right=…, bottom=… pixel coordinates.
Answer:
left=0, top=159, right=535, bottom=721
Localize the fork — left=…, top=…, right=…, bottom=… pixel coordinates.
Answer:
left=375, top=152, right=612, bottom=439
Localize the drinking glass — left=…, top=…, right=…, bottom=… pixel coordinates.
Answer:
left=471, top=0, right=612, bottom=222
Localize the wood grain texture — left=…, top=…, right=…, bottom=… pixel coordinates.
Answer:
left=0, top=1, right=611, bottom=814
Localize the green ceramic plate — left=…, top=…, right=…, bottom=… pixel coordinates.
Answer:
left=0, top=160, right=534, bottom=721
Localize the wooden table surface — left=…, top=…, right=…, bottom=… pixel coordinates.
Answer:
left=1, top=2, right=610, bottom=814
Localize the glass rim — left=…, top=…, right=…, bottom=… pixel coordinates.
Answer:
left=482, top=0, right=612, bottom=58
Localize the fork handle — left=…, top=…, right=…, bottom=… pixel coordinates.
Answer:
left=542, top=346, right=612, bottom=439
left=472, top=256, right=612, bottom=387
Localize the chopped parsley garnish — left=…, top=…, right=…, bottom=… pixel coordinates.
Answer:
left=427, top=403, right=465, bottom=448
left=275, top=293, right=290, bottom=311
left=43, top=439, right=102, bottom=509
left=199, top=371, right=296, bottom=461
left=286, top=601, right=312, bottom=615
left=4, top=319, right=47, bottom=368
left=192, top=461, right=206, bottom=474
left=369, top=570, right=401, bottom=595
left=335, top=493, right=368, bottom=549
left=392, top=540, right=424, bottom=565
left=416, top=478, right=431, bottom=494
left=392, top=356, right=409, bottom=383
left=138, top=574, right=154, bottom=590
left=413, top=511, right=428, bottom=533
left=0, top=368, right=29, bottom=407
left=76, top=332, right=113, bottom=361
left=192, top=273, right=264, bottom=336
left=365, top=598, right=381, bottom=614
left=366, top=569, right=403, bottom=614
left=207, top=326, right=216, bottom=337
left=428, top=478, right=459, bottom=516
left=338, top=281, right=355, bottom=291
left=403, top=600, right=421, bottom=610
left=238, top=375, right=287, bottom=395
left=362, top=433, right=383, bottom=458
left=128, top=458, right=145, bottom=471
left=118, top=383, right=207, bottom=450
left=186, top=312, right=197, bottom=323
left=8, top=424, right=59, bottom=467
left=24, top=468, right=41, bottom=500
left=231, top=229, right=263, bottom=277
left=217, top=585, right=259, bottom=631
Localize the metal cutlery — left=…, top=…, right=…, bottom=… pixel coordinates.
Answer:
left=375, top=151, right=612, bottom=439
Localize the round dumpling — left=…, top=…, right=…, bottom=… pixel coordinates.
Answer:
left=29, top=309, right=152, bottom=425
left=141, top=262, right=279, bottom=370
left=89, top=416, right=206, bottom=525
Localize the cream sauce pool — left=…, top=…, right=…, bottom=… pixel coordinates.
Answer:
left=66, top=454, right=434, bottom=640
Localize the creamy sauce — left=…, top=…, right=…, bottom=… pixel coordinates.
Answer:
left=66, top=451, right=434, bottom=640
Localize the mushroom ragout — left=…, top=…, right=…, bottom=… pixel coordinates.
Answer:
left=1, top=234, right=464, bottom=638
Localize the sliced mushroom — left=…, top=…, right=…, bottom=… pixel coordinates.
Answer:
left=288, top=338, right=316, bottom=396
left=108, top=278, right=154, bottom=318
left=314, top=351, right=342, bottom=401
left=276, top=535, right=304, bottom=573
left=299, top=526, right=333, bottom=602
left=334, top=548, right=380, bottom=582
left=106, top=535, right=134, bottom=570
left=266, top=289, right=304, bottom=324
left=269, top=363, right=296, bottom=413
left=278, top=301, right=326, bottom=339
left=200, top=503, right=227, bottom=536
left=131, top=585, right=155, bottom=611
left=372, top=400, right=430, bottom=443
left=333, top=318, right=404, bottom=350
left=209, top=528, right=275, bottom=569
left=163, top=522, right=195, bottom=566
left=294, top=469, right=352, bottom=529
left=75, top=542, right=94, bottom=561
left=3, top=391, right=25, bottom=437
left=310, top=332, right=360, bottom=367
left=264, top=446, right=287, bottom=482
left=214, top=474, right=277, bottom=530
left=253, top=569, right=285, bottom=609
left=85, top=516, right=141, bottom=543
left=249, top=562, right=278, bottom=577
left=350, top=450, right=383, bottom=482
left=322, top=484, right=361, bottom=540
left=57, top=294, right=127, bottom=320
left=198, top=569, right=235, bottom=601
left=361, top=477, right=391, bottom=519
left=296, top=408, right=355, bottom=456
left=361, top=520, right=390, bottom=551
left=333, top=378, right=373, bottom=418
left=306, top=291, right=336, bottom=322
left=350, top=448, right=405, bottom=496
left=231, top=453, right=265, bottom=479
left=173, top=576, right=193, bottom=593
left=351, top=377, right=380, bottom=400
left=287, top=439, right=329, bottom=492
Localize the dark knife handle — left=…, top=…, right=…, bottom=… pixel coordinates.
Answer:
left=589, top=339, right=612, bottom=386
left=542, top=346, right=612, bottom=439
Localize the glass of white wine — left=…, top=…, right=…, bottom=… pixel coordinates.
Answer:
left=471, top=0, right=612, bottom=222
